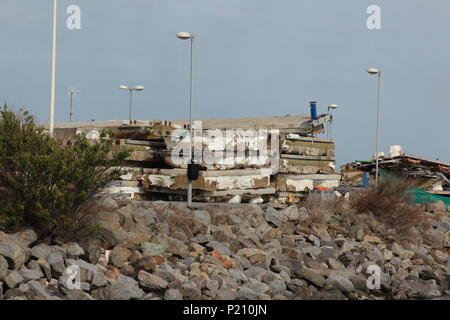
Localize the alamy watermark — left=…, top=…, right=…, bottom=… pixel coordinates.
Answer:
left=367, top=5, right=382, bottom=30
left=66, top=4, right=81, bottom=30
left=168, top=121, right=280, bottom=173
left=63, top=265, right=81, bottom=290
left=366, top=264, right=381, bottom=290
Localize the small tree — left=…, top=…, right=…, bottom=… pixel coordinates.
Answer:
left=0, top=106, right=130, bottom=236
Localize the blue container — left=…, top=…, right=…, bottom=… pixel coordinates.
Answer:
left=362, top=172, right=369, bottom=188
left=309, top=101, right=318, bottom=120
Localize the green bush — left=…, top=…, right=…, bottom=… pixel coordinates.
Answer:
left=0, top=106, right=130, bottom=236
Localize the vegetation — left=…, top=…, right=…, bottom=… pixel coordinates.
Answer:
left=0, top=106, right=130, bottom=237
left=351, top=176, right=429, bottom=235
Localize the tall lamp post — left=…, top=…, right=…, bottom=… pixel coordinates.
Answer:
left=49, top=0, right=58, bottom=136
left=69, top=89, right=80, bottom=122
left=327, top=104, right=338, bottom=139
left=367, top=67, right=382, bottom=188
left=119, top=85, right=145, bottom=124
left=176, top=32, right=195, bottom=205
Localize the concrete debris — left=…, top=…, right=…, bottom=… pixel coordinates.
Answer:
left=53, top=114, right=338, bottom=203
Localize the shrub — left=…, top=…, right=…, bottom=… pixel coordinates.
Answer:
left=351, top=176, right=429, bottom=236
left=0, top=106, right=130, bottom=236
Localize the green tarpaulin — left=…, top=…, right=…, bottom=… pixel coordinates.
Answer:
left=380, top=169, right=450, bottom=208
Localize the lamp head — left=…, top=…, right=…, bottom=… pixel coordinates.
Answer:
left=328, top=104, right=338, bottom=109
left=367, top=67, right=380, bottom=75
left=119, top=85, right=129, bottom=90
left=176, top=32, right=192, bottom=40
left=134, top=86, right=145, bottom=91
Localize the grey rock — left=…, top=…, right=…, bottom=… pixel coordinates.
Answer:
left=28, top=280, right=62, bottom=300
left=109, top=275, right=144, bottom=300
left=366, top=249, right=385, bottom=264
left=244, top=266, right=268, bottom=282
left=217, top=287, right=238, bottom=300
left=18, top=267, right=43, bottom=281
left=4, top=271, right=24, bottom=288
left=109, top=283, right=143, bottom=300
left=279, top=205, right=300, bottom=221
left=193, top=210, right=211, bottom=225
left=97, top=211, right=129, bottom=247
left=36, top=259, right=52, bottom=281
left=65, top=289, right=95, bottom=300
left=164, top=288, right=183, bottom=300
left=140, top=242, right=165, bottom=256
left=229, top=269, right=248, bottom=283
left=101, top=197, right=119, bottom=210
left=349, top=274, right=369, bottom=293
left=110, top=246, right=132, bottom=268
left=264, top=207, right=288, bottom=227
left=143, top=292, right=162, bottom=300
left=137, top=271, right=169, bottom=290
left=327, top=258, right=345, bottom=271
left=46, top=251, right=66, bottom=277
left=81, top=239, right=102, bottom=264
left=152, top=234, right=188, bottom=256
left=0, top=243, right=29, bottom=269
left=62, top=242, right=85, bottom=258
left=268, top=279, right=287, bottom=296
left=261, top=271, right=282, bottom=283
left=206, top=241, right=230, bottom=256
left=297, top=207, right=310, bottom=222
left=301, top=268, right=326, bottom=288
left=131, top=207, right=157, bottom=226
left=18, top=283, right=30, bottom=294
left=326, top=271, right=355, bottom=293
left=181, top=280, right=201, bottom=299
left=236, top=287, right=261, bottom=300
left=92, top=273, right=108, bottom=288
left=244, top=278, right=270, bottom=294
left=30, top=243, right=53, bottom=260
left=205, top=280, right=220, bottom=296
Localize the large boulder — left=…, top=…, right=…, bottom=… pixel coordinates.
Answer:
left=4, top=271, right=24, bottom=289
left=30, top=244, right=53, bottom=260
left=110, top=246, right=132, bottom=268
left=325, top=271, right=355, bottom=293
left=264, top=208, right=288, bottom=228
left=108, top=275, right=144, bottom=300
left=0, top=243, right=29, bottom=269
left=137, top=271, right=169, bottom=291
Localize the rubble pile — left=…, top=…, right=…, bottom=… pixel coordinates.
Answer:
left=54, top=114, right=340, bottom=204
left=0, top=198, right=448, bottom=300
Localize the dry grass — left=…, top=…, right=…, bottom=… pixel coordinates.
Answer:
left=351, top=176, right=430, bottom=236
left=302, top=197, right=342, bottom=225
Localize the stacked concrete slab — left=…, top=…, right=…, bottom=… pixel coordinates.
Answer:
left=52, top=114, right=340, bottom=203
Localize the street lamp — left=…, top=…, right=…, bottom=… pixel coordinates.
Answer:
left=367, top=67, right=382, bottom=188
left=176, top=32, right=195, bottom=205
left=69, top=89, right=80, bottom=122
left=119, top=85, right=145, bottom=124
left=49, top=0, right=58, bottom=136
left=327, top=104, right=338, bottom=139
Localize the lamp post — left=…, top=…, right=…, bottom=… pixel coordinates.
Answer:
left=367, top=67, right=381, bottom=188
left=176, top=32, right=195, bottom=206
left=69, top=89, right=80, bottom=122
left=327, top=104, right=338, bottom=139
left=49, top=0, right=58, bottom=136
left=119, top=85, right=145, bottom=124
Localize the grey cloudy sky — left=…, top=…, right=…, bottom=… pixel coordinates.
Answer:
left=1, top=0, right=449, bottom=167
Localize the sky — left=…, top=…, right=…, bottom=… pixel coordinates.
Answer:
left=1, top=0, right=449, bottom=167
